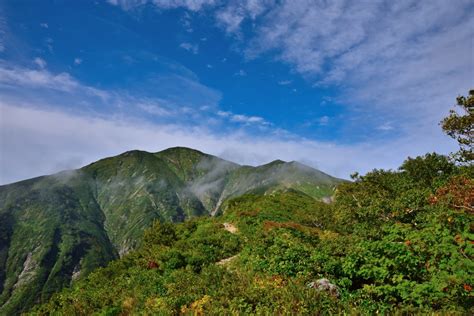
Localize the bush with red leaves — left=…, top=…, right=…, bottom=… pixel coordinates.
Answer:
left=429, top=176, right=474, bottom=213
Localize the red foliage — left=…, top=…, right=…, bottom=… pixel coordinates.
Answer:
left=147, top=260, right=159, bottom=269
left=454, top=234, right=464, bottom=244
left=429, top=176, right=474, bottom=213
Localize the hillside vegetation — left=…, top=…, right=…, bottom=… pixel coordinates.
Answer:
left=31, top=153, right=473, bottom=314
left=0, top=147, right=341, bottom=315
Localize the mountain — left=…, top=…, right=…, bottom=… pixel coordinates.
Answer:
left=0, top=147, right=343, bottom=314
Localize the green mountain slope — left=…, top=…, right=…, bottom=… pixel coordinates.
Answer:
left=0, top=172, right=117, bottom=315
left=81, top=150, right=208, bottom=256
left=216, top=160, right=339, bottom=214
left=0, top=147, right=343, bottom=314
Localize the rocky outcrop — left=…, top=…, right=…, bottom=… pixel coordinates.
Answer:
left=307, top=278, right=339, bottom=297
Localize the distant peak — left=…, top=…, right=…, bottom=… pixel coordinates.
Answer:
left=288, top=160, right=305, bottom=166
left=157, top=146, right=206, bottom=155
left=120, top=149, right=151, bottom=156
left=287, top=160, right=320, bottom=171
left=266, top=159, right=287, bottom=166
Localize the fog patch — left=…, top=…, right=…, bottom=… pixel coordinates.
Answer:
left=186, top=156, right=238, bottom=212
left=50, top=169, right=83, bottom=185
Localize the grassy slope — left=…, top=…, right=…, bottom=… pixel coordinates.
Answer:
left=0, top=172, right=117, bottom=315
left=217, top=160, right=342, bottom=214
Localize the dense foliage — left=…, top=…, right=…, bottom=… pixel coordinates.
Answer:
left=441, top=89, right=474, bottom=162
left=31, top=154, right=473, bottom=315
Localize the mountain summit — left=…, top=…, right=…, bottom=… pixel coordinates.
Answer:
left=0, top=147, right=342, bottom=314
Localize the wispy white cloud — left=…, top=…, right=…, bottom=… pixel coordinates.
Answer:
left=377, top=122, right=394, bottom=131
left=74, top=58, right=82, bottom=65
left=180, top=11, right=194, bottom=33
left=216, top=0, right=272, bottom=34
left=277, top=80, right=291, bottom=85
left=106, top=0, right=147, bottom=10
left=218, top=110, right=267, bottom=125
left=216, top=110, right=231, bottom=117
left=136, top=101, right=173, bottom=117
left=0, top=64, right=79, bottom=91
left=134, top=97, right=207, bottom=119
left=40, top=22, right=48, bottom=28
left=302, top=115, right=330, bottom=128
left=234, top=69, right=246, bottom=76
left=107, top=0, right=216, bottom=11
left=45, top=37, right=54, bottom=52
left=33, top=57, right=47, bottom=69
left=318, top=116, right=329, bottom=126
left=179, top=42, right=199, bottom=54
left=152, top=0, right=217, bottom=11
left=0, top=63, right=109, bottom=100
left=215, top=8, right=245, bottom=34
left=246, top=1, right=378, bottom=73
left=0, top=58, right=223, bottom=114
left=231, top=114, right=264, bottom=124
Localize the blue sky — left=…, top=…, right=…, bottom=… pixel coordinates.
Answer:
left=0, top=0, right=473, bottom=184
